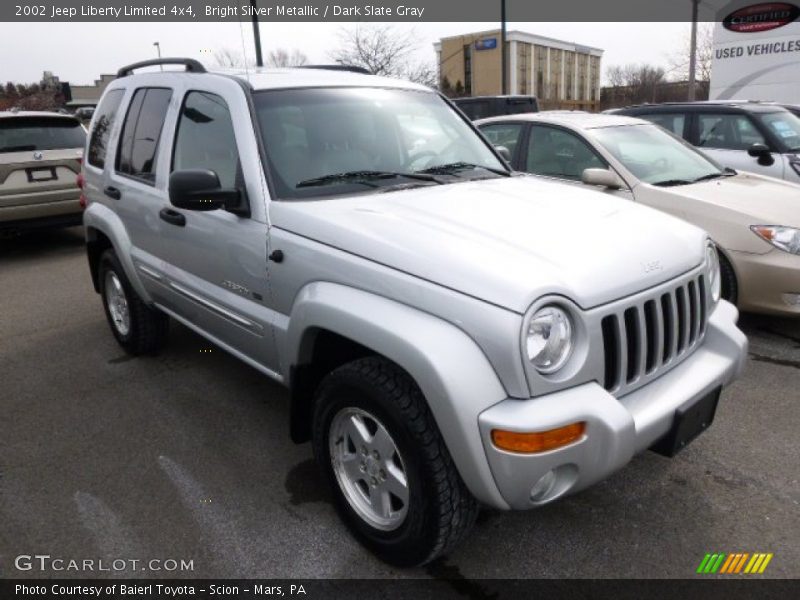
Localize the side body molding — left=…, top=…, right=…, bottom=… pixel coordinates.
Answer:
left=285, top=282, right=510, bottom=509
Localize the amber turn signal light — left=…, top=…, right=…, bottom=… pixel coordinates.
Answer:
left=491, top=422, right=586, bottom=454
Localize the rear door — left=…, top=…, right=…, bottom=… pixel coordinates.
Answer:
left=106, top=86, right=174, bottom=284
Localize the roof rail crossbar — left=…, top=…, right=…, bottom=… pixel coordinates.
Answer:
left=299, top=64, right=371, bottom=75
left=117, top=58, right=206, bottom=78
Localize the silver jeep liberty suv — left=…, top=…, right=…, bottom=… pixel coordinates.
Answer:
left=82, top=58, right=748, bottom=566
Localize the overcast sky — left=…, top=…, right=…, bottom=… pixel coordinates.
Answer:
left=0, top=21, right=693, bottom=85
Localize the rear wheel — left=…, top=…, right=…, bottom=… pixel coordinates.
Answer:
left=312, top=357, right=478, bottom=566
left=99, top=249, right=168, bottom=354
left=719, top=252, right=738, bottom=305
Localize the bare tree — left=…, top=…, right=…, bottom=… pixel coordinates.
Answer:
left=213, top=47, right=248, bottom=68
left=266, top=48, right=308, bottom=68
left=330, top=25, right=437, bottom=87
left=667, top=23, right=714, bottom=84
left=603, top=63, right=667, bottom=106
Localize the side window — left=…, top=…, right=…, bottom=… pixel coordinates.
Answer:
left=479, top=123, right=525, bottom=157
left=116, top=87, right=172, bottom=183
left=527, top=125, right=605, bottom=180
left=87, top=89, right=124, bottom=169
left=697, top=113, right=765, bottom=150
left=643, top=113, right=686, bottom=138
left=172, top=91, right=241, bottom=189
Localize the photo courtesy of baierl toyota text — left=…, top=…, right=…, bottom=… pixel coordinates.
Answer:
left=0, top=1, right=798, bottom=598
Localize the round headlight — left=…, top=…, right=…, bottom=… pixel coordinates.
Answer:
left=706, top=244, right=721, bottom=304
left=526, top=306, right=574, bottom=374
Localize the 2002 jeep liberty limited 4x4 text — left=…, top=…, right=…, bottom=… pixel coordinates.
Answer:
left=82, top=59, right=747, bottom=566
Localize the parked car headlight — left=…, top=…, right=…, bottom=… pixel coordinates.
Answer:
left=526, top=306, right=574, bottom=374
left=706, top=243, right=721, bottom=305
left=751, top=225, right=800, bottom=255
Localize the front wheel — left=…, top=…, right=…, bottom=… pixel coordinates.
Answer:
left=312, top=357, right=478, bottom=566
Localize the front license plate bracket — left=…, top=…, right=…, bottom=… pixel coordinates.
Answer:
left=651, top=387, right=721, bottom=457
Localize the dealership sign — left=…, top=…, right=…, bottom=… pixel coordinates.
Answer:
left=475, top=37, right=497, bottom=50
left=723, top=2, right=800, bottom=33
left=711, top=2, right=800, bottom=101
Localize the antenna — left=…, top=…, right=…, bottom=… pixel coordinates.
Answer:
left=238, top=19, right=251, bottom=82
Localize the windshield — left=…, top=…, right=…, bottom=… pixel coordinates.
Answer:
left=757, top=111, right=800, bottom=152
left=592, top=124, right=724, bottom=185
left=0, top=117, right=85, bottom=153
left=253, top=87, right=507, bottom=199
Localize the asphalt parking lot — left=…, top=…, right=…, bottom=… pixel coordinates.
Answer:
left=1, top=227, right=798, bottom=580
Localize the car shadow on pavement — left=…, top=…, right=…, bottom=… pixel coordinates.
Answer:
left=0, top=226, right=84, bottom=261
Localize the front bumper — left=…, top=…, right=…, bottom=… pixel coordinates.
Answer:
left=478, top=300, right=747, bottom=510
left=730, top=248, right=800, bottom=316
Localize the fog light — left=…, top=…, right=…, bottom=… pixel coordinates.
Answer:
left=783, top=293, right=800, bottom=307
left=530, top=470, right=557, bottom=501
left=491, top=422, right=586, bottom=454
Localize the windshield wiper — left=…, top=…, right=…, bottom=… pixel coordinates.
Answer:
left=691, top=171, right=735, bottom=183
left=651, top=179, right=693, bottom=187
left=296, top=170, right=442, bottom=189
left=417, top=162, right=510, bottom=177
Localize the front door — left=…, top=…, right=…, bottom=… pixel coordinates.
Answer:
left=693, top=111, right=785, bottom=179
left=146, top=84, right=279, bottom=373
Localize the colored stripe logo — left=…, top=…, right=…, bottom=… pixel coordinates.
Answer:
left=696, top=552, right=773, bottom=574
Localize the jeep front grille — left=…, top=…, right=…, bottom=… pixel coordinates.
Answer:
left=601, top=273, right=707, bottom=396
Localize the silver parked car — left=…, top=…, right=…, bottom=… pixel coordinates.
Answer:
left=82, top=58, right=747, bottom=566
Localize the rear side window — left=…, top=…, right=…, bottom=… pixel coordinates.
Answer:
left=0, top=117, right=85, bottom=153
left=87, top=89, right=124, bottom=168
left=117, top=87, right=172, bottom=183
left=506, top=98, right=538, bottom=115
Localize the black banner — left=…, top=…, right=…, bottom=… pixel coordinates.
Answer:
left=2, top=579, right=799, bottom=600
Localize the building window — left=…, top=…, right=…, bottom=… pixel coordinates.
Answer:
left=463, top=44, right=472, bottom=96
left=535, top=45, right=547, bottom=99
left=518, top=43, right=531, bottom=95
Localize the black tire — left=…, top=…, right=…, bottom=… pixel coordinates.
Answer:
left=98, top=249, right=168, bottom=355
left=719, top=252, right=738, bottom=305
left=312, top=356, right=478, bottom=567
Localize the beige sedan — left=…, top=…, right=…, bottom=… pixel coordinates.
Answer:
left=478, top=112, right=800, bottom=316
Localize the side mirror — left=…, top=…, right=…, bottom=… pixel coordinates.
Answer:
left=169, top=169, right=248, bottom=216
left=494, top=145, right=512, bottom=162
left=581, top=168, right=623, bottom=189
left=747, top=142, right=774, bottom=166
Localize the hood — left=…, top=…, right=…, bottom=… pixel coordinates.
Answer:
left=669, top=171, right=800, bottom=228
left=640, top=171, right=800, bottom=254
left=270, top=176, right=706, bottom=313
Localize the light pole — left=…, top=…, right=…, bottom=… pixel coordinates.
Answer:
left=501, top=0, right=508, bottom=95
left=250, top=0, right=264, bottom=67
left=153, top=41, right=162, bottom=70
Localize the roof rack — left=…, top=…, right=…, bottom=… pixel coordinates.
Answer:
left=117, top=58, right=206, bottom=78
left=299, top=64, right=371, bottom=75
